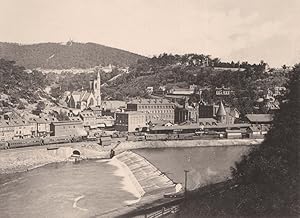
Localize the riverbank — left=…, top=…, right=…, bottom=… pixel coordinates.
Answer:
left=0, top=138, right=262, bottom=175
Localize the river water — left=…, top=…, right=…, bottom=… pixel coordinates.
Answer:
left=0, top=160, right=138, bottom=218
left=0, top=145, right=253, bottom=218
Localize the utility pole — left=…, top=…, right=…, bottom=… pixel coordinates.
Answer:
left=184, top=170, right=189, bottom=198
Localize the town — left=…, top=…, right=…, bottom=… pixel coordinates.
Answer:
left=0, top=0, right=299, bottom=217
left=0, top=67, right=282, bottom=149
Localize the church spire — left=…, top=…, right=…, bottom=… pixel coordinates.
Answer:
left=95, top=70, right=101, bottom=106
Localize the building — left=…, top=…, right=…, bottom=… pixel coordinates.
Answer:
left=79, top=111, right=97, bottom=128
left=101, top=101, right=126, bottom=111
left=115, top=111, right=146, bottom=132
left=199, top=101, right=239, bottom=124
left=67, top=71, right=101, bottom=111
left=146, top=87, right=154, bottom=94
left=96, top=116, right=115, bottom=128
left=215, top=85, right=232, bottom=96
left=29, top=117, right=57, bottom=137
left=174, top=101, right=198, bottom=124
left=50, top=118, right=87, bottom=137
left=127, top=99, right=175, bottom=123
left=0, top=120, right=15, bottom=141
left=87, top=106, right=102, bottom=117
left=245, top=114, right=273, bottom=126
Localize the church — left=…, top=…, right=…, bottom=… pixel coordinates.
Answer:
left=67, top=71, right=101, bottom=111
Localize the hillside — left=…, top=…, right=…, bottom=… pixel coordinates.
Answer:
left=103, top=54, right=289, bottom=115
left=176, top=65, right=300, bottom=217
left=0, top=41, right=145, bottom=69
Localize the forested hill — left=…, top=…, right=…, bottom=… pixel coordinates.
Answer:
left=0, top=41, right=145, bottom=69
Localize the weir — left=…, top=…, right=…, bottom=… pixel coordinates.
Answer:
left=114, top=151, right=179, bottom=196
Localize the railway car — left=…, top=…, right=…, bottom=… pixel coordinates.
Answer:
left=178, top=133, right=195, bottom=140
left=145, top=134, right=168, bottom=141
left=100, top=136, right=112, bottom=146
left=126, top=135, right=145, bottom=141
left=71, top=136, right=83, bottom=143
left=167, top=134, right=179, bottom=140
left=0, top=141, right=9, bottom=150
left=8, top=138, right=43, bottom=149
left=42, top=136, right=72, bottom=145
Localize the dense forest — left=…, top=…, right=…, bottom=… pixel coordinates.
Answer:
left=177, top=64, right=300, bottom=217
left=0, top=41, right=144, bottom=69
left=0, top=59, right=49, bottom=107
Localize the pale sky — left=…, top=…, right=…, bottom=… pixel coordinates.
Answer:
left=0, top=0, right=299, bottom=67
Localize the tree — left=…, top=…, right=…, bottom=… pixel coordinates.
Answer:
left=232, top=64, right=300, bottom=216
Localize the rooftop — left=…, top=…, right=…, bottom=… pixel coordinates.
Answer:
left=128, top=98, right=173, bottom=105
left=245, top=114, right=274, bottom=123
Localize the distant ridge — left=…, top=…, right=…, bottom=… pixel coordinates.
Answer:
left=0, top=41, right=145, bottom=69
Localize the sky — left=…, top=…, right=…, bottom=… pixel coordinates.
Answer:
left=0, top=0, right=299, bottom=67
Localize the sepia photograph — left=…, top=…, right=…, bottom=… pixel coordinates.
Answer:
left=0, top=0, right=299, bottom=217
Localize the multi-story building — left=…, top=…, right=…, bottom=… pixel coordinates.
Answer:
left=29, top=117, right=56, bottom=137
left=0, top=120, right=15, bottom=141
left=115, top=111, right=146, bottom=132
left=79, top=111, right=97, bottom=128
left=126, top=99, right=175, bottom=123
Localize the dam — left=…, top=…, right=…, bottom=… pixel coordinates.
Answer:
left=114, top=151, right=179, bottom=197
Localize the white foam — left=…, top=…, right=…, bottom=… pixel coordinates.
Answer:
left=73, top=195, right=88, bottom=211
left=107, top=158, right=143, bottom=203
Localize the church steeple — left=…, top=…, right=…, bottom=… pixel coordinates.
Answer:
left=94, top=70, right=101, bottom=106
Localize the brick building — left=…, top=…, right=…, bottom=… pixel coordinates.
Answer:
left=127, top=99, right=175, bottom=123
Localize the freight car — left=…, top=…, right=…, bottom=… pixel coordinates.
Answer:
left=145, top=134, right=168, bottom=141
left=7, top=138, right=43, bottom=149
left=42, top=136, right=72, bottom=145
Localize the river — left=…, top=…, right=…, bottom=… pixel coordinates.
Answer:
left=0, top=145, right=253, bottom=218
left=0, top=160, right=139, bottom=218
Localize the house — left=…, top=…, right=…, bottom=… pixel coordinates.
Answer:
left=146, top=87, right=154, bottom=94
left=29, top=117, right=57, bottom=137
left=87, top=106, right=102, bottom=117
left=0, top=120, right=15, bottom=141
left=215, top=85, right=232, bottom=96
left=127, top=98, right=175, bottom=123
left=79, top=111, right=97, bottom=128
left=10, top=119, right=34, bottom=139
left=115, top=111, right=146, bottom=132
left=50, top=118, right=87, bottom=137
left=96, top=116, right=115, bottom=128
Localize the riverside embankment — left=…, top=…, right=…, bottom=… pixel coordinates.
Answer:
left=0, top=138, right=263, bottom=174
